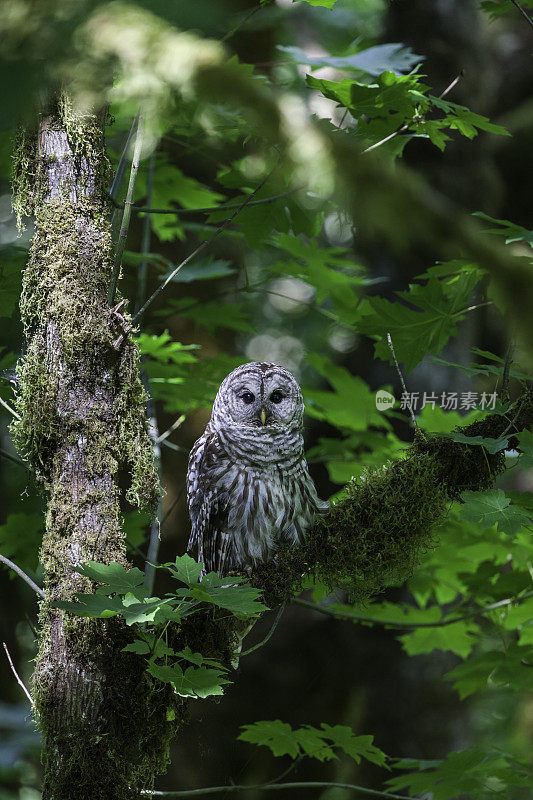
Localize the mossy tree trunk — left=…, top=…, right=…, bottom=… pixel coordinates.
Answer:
left=12, top=101, right=174, bottom=800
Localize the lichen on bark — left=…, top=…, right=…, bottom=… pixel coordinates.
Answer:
left=11, top=98, right=177, bottom=800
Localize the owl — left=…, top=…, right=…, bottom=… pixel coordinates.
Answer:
left=186, top=362, right=326, bottom=576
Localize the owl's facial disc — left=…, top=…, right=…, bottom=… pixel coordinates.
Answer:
left=213, top=362, right=303, bottom=430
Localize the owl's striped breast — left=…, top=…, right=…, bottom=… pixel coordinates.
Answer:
left=187, top=419, right=324, bottom=574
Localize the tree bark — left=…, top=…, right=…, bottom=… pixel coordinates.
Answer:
left=12, top=99, right=174, bottom=800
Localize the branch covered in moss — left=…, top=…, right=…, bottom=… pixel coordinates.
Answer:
left=252, top=393, right=533, bottom=607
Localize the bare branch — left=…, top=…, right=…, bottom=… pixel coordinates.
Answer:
left=109, top=115, right=139, bottom=202
left=132, top=184, right=305, bottom=215
left=241, top=604, right=285, bottom=657
left=0, top=447, right=25, bottom=467
left=135, top=148, right=156, bottom=326
left=386, top=333, right=418, bottom=430
left=108, top=111, right=145, bottom=305
left=161, top=489, right=184, bottom=528
left=221, top=1, right=271, bottom=43
left=143, top=781, right=407, bottom=799
left=3, top=642, right=35, bottom=708
left=438, top=71, right=464, bottom=100
left=144, top=410, right=162, bottom=593
left=510, top=0, right=533, bottom=30
left=0, top=396, right=21, bottom=420
left=293, top=591, right=533, bottom=630
left=156, top=415, right=186, bottom=444
left=0, top=553, right=45, bottom=598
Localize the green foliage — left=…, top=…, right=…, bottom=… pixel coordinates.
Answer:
left=279, top=42, right=422, bottom=76
left=357, top=268, right=483, bottom=372
left=307, top=70, right=508, bottom=151
left=294, top=0, right=338, bottom=9
left=53, top=556, right=267, bottom=698
left=459, top=489, right=532, bottom=535
left=54, top=555, right=267, bottom=624
left=480, top=0, right=533, bottom=20
left=388, top=747, right=533, bottom=799
left=239, top=720, right=387, bottom=766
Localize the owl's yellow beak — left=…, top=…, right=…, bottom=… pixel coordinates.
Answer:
left=260, top=408, right=267, bottom=426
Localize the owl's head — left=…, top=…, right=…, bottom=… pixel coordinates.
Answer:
left=211, top=362, right=304, bottom=430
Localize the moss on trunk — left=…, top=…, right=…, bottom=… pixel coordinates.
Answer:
left=12, top=98, right=179, bottom=800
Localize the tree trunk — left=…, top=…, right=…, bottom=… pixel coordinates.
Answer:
left=12, top=98, right=176, bottom=800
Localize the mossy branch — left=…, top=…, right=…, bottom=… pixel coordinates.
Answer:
left=251, top=392, right=533, bottom=608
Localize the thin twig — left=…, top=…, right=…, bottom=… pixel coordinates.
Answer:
left=363, top=126, right=409, bottom=154
left=500, top=400, right=523, bottom=439
left=241, top=604, right=285, bottom=657
left=501, top=340, right=514, bottom=394
left=510, top=0, right=533, bottom=30
left=135, top=148, right=156, bottom=326
left=0, top=553, right=45, bottom=598
left=156, top=415, right=186, bottom=444
left=144, top=511, right=161, bottom=594
left=108, top=111, right=145, bottom=305
left=386, top=333, right=418, bottom=430
left=264, top=757, right=302, bottom=787
left=160, top=440, right=188, bottom=454
left=293, top=591, right=533, bottom=630
left=0, top=447, right=25, bottom=467
left=161, top=489, right=184, bottom=528
left=131, top=165, right=277, bottom=327
left=109, top=115, right=139, bottom=201
left=438, top=71, right=464, bottom=100
left=221, top=1, right=269, bottom=42
left=2, top=642, right=35, bottom=708
left=0, top=396, right=21, bottom=420
left=143, top=781, right=407, bottom=799
left=143, top=408, right=162, bottom=594
left=133, top=184, right=305, bottom=216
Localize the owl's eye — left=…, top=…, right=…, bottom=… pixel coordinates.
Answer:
left=270, top=390, right=284, bottom=404
left=240, top=391, right=255, bottom=404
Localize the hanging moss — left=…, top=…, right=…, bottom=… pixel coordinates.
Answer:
left=12, top=130, right=34, bottom=229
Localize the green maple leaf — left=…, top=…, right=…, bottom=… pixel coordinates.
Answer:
left=190, top=584, right=268, bottom=619
left=459, top=490, right=531, bottom=535
left=319, top=725, right=387, bottom=767
left=163, top=554, right=203, bottom=585
left=357, top=273, right=481, bottom=372
left=147, top=662, right=229, bottom=699
left=447, top=433, right=509, bottom=453
left=54, top=594, right=125, bottom=619
left=75, top=561, right=147, bottom=599
left=517, top=430, right=533, bottom=468
left=400, top=620, right=479, bottom=659
left=239, top=720, right=301, bottom=758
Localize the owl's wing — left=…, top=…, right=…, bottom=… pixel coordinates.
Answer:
left=186, top=429, right=233, bottom=576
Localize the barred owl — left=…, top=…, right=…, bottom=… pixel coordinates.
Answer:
left=187, top=362, right=326, bottom=576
